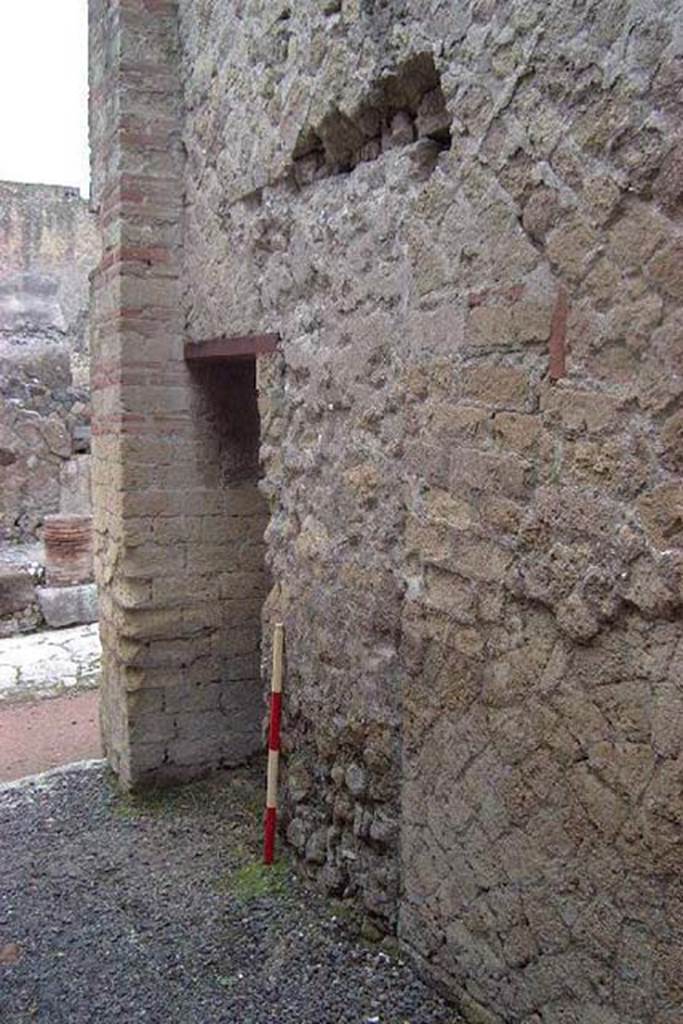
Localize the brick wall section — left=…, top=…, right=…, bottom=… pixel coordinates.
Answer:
left=89, top=0, right=268, bottom=787
left=174, top=2, right=682, bottom=1023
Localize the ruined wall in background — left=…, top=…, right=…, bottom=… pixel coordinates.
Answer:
left=178, top=1, right=682, bottom=1022
left=0, top=181, right=99, bottom=543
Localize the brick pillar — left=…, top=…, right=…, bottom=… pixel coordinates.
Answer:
left=89, top=0, right=267, bottom=787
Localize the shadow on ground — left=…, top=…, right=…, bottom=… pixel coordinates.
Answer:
left=0, top=762, right=460, bottom=1023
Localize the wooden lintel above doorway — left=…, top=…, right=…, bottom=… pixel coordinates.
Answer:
left=184, top=333, right=280, bottom=363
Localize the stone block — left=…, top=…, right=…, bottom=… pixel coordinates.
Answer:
left=127, top=688, right=165, bottom=716
left=608, top=204, right=668, bottom=270
left=37, top=584, right=98, bottom=628
left=659, top=408, right=683, bottom=473
left=453, top=538, right=513, bottom=582
left=120, top=542, right=185, bottom=577
left=163, top=681, right=222, bottom=714
left=422, top=566, right=476, bottom=619
left=540, top=384, right=622, bottom=434
left=647, top=241, right=683, bottom=300
left=0, top=545, right=43, bottom=635
left=416, top=88, right=451, bottom=142
left=522, top=186, right=563, bottom=241
left=424, top=488, right=473, bottom=530
left=466, top=302, right=551, bottom=349
left=451, top=448, right=530, bottom=499
left=462, top=365, right=529, bottom=410
left=546, top=216, right=600, bottom=280
left=493, top=411, right=540, bottom=452
left=0, top=568, right=38, bottom=619
left=129, top=710, right=176, bottom=744
left=218, top=651, right=261, bottom=684
left=638, top=483, right=683, bottom=550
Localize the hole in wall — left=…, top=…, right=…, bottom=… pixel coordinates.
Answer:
left=189, top=359, right=263, bottom=485
left=186, top=356, right=271, bottom=759
left=292, top=52, right=452, bottom=186
left=217, top=359, right=262, bottom=484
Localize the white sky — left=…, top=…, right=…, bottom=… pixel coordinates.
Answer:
left=0, top=0, right=90, bottom=196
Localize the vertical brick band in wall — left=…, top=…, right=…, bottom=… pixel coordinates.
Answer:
left=89, top=0, right=268, bottom=787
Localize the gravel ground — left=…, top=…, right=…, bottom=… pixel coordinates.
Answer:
left=0, top=762, right=461, bottom=1024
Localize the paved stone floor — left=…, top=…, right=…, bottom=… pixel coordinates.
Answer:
left=0, top=623, right=101, bottom=703
left=0, top=624, right=102, bottom=783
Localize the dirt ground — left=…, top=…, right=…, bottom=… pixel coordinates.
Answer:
left=0, top=690, right=101, bottom=783
left=0, top=762, right=461, bottom=1024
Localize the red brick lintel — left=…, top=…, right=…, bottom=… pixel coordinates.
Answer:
left=184, top=334, right=280, bottom=363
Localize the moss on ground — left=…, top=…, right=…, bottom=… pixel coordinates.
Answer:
left=226, top=858, right=292, bottom=901
left=109, top=766, right=294, bottom=905
left=113, top=783, right=208, bottom=818
left=110, top=765, right=264, bottom=824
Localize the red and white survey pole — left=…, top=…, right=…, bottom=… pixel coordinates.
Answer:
left=264, top=622, right=284, bottom=865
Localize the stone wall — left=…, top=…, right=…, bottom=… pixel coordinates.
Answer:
left=179, top=2, right=683, bottom=1021
left=92, top=1, right=682, bottom=1022
left=0, top=181, right=98, bottom=543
